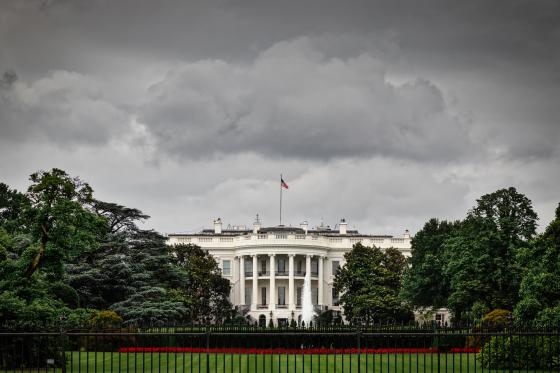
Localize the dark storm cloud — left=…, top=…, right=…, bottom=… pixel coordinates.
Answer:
left=0, top=0, right=558, bottom=234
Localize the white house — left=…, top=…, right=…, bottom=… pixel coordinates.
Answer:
left=167, top=217, right=412, bottom=326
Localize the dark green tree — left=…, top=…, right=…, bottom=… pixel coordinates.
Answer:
left=334, top=243, right=411, bottom=323
left=443, top=188, right=537, bottom=319
left=0, top=183, right=29, bottom=233
left=67, top=203, right=187, bottom=323
left=168, top=244, right=233, bottom=323
left=401, top=218, right=457, bottom=309
left=514, top=203, right=560, bottom=324
left=22, top=169, right=108, bottom=278
left=469, top=186, right=537, bottom=244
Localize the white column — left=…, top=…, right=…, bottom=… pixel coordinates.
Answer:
left=239, top=256, right=245, bottom=305
left=306, top=254, right=312, bottom=278
left=318, top=256, right=324, bottom=306
left=269, top=254, right=276, bottom=311
left=288, top=254, right=295, bottom=309
left=252, top=254, right=258, bottom=310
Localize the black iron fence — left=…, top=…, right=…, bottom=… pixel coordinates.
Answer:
left=1, top=325, right=559, bottom=372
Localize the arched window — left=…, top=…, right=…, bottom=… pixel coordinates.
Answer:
left=258, top=314, right=267, bottom=327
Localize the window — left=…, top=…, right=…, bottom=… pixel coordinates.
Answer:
left=332, top=288, right=340, bottom=306
left=278, top=287, right=286, bottom=305
left=297, top=260, right=303, bottom=274
left=222, top=260, right=231, bottom=276
left=277, top=258, right=286, bottom=273
left=277, top=318, right=288, bottom=327
left=296, top=287, right=302, bottom=306
left=312, top=288, right=318, bottom=305
left=332, top=261, right=340, bottom=275
left=245, top=288, right=251, bottom=305
left=261, top=287, right=267, bottom=305
left=244, top=259, right=252, bottom=275
left=311, top=259, right=318, bottom=275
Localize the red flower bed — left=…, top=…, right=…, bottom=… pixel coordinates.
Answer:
left=449, top=347, right=480, bottom=353
left=117, top=347, right=479, bottom=354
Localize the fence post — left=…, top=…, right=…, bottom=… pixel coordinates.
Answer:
left=59, top=318, right=67, bottom=373
left=434, top=321, right=440, bottom=373
left=508, top=315, right=514, bottom=373
left=206, top=325, right=210, bottom=373
left=357, top=327, right=361, bottom=373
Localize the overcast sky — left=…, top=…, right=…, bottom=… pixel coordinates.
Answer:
left=1, top=0, right=559, bottom=235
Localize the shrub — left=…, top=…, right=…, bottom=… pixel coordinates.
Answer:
left=89, top=310, right=123, bottom=329
left=479, top=335, right=560, bottom=369
left=468, top=309, right=512, bottom=348
left=481, top=309, right=511, bottom=329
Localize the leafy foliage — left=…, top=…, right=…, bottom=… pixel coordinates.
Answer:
left=514, top=203, right=560, bottom=325
left=334, top=243, right=412, bottom=323
left=0, top=169, right=233, bottom=328
left=402, top=218, right=457, bottom=309
left=168, top=244, right=234, bottom=323
left=479, top=335, right=560, bottom=369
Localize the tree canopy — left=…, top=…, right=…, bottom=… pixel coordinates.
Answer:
left=0, top=169, right=233, bottom=327
left=403, top=187, right=545, bottom=322
left=334, top=243, right=411, bottom=323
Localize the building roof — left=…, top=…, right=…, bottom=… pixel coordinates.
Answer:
left=167, top=225, right=395, bottom=238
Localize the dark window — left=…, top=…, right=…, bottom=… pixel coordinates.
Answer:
left=277, top=258, right=286, bottom=273
left=332, top=261, right=340, bottom=275
left=311, top=259, right=318, bottom=275
left=278, top=287, right=286, bottom=305
left=332, top=288, right=340, bottom=306
left=312, top=288, right=318, bottom=305
left=261, top=287, right=267, bottom=305
left=296, top=287, right=302, bottom=306
left=244, top=287, right=251, bottom=305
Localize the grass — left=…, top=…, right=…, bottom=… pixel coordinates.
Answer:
left=1, top=352, right=539, bottom=372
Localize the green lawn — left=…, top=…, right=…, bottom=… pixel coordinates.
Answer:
left=1, top=352, right=537, bottom=372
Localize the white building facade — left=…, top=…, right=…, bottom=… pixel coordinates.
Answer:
left=167, top=218, right=412, bottom=326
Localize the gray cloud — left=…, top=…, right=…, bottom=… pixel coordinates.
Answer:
left=139, top=36, right=475, bottom=161
left=0, top=70, right=131, bottom=147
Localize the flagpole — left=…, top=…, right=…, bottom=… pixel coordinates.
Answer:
left=279, top=174, right=282, bottom=226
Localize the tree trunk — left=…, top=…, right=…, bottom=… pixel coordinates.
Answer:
left=26, top=224, right=48, bottom=278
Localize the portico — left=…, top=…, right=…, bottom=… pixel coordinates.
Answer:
left=238, top=254, right=325, bottom=314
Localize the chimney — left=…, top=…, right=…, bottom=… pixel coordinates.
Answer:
left=300, top=221, right=308, bottom=234
left=339, top=218, right=347, bottom=235
left=253, top=214, right=261, bottom=234
left=404, top=229, right=411, bottom=239
left=213, top=218, right=222, bottom=234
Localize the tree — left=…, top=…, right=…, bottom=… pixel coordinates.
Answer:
left=469, top=186, right=537, bottom=244
left=168, top=244, right=233, bottom=323
left=22, top=169, right=107, bottom=278
left=438, top=187, right=537, bottom=320
left=401, top=218, right=457, bottom=309
left=334, top=243, right=411, bottom=323
left=443, top=217, right=503, bottom=319
left=514, top=203, right=560, bottom=325
left=0, top=183, right=28, bottom=233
